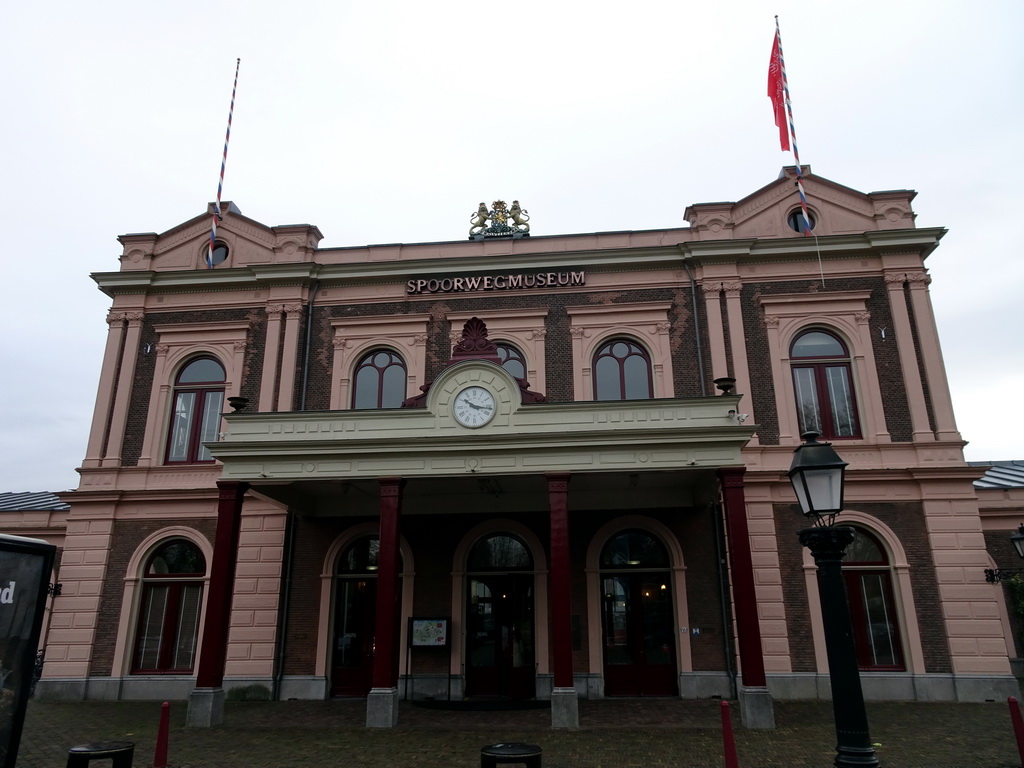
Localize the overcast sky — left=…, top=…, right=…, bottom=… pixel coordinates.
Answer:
left=2, top=0, right=1022, bottom=493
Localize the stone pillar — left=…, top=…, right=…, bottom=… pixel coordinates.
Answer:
left=83, top=311, right=127, bottom=467
left=259, top=304, right=284, bottom=412
left=187, top=481, right=248, bottom=727
left=883, top=273, right=933, bottom=441
left=905, top=272, right=961, bottom=441
left=547, top=473, right=578, bottom=728
left=102, top=311, right=144, bottom=466
left=719, top=468, right=775, bottom=729
left=367, top=477, right=403, bottom=728
left=276, top=304, right=304, bottom=412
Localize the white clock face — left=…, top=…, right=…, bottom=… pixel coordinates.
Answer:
left=453, top=386, right=496, bottom=428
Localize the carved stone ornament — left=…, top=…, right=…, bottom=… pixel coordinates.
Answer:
left=450, top=317, right=501, bottom=364
left=106, top=311, right=127, bottom=326
left=854, top=311, right=871, bottom=324
left=906, top=271, right=931, bottom=285
left=333, top=337, right=349, bottom=350
left=284, top=303, right=304, bottom=315
left=233, top=340, right=247, bottom=352
left=763, top=315, right=780, bottom=328
left=723, top=282, right=743, bottom=298
left=469, top=199, right=530, bottom=239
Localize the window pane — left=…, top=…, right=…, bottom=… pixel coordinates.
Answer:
left=642, top=578, right=673, bottom=665
left=846, top=529, right=885, bottom=563
left=825, top=366, right=857, bottom=437
left=468, top=535, right=532, bottom=571
left=353, top=365, right=380, bottom=409
left=792, top=331, right=845, bottom=358
left=135, top=585, right=169, bottom=670
left=792, top=368, right=823, bottom=435
left=595, top=356, right=621, bottom=401
left=339, top=537, right=380, bottom=573
left=172, top=585, right=203, bottom=669
left=602, top=576, right=633, bottom=665
left=601, top=530, right=668, bottom=568
left=178, top=358, right=226, bottom=384
left=380, top=364, right=406, bottom=408
left=168, top=392, right=196, bottom=462
left=196, top=391, right=224, bottom=461
left=148, top=540, right=205, bottom=575
left=623, top=355, right=652, bottom=399
left=859, top=574, right=900, bottom=667
left=497, top=344, right=526, bottom=380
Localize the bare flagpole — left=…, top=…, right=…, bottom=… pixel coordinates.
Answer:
left=208, top=58, right=240, bottom=269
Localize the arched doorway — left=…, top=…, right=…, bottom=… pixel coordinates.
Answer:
left=465, top=534, right=536, bottom=699
left=600, top=529, right=677, bottom=696
left=331, top=536, right=390, bottom=697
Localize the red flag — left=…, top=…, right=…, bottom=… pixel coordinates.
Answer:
left=768, top=33, right=790, bottom=151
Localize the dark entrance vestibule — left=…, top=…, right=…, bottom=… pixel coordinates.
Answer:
left=465, top=534, right=536, bottom=699
left=600, top=529, right=677, bottom=696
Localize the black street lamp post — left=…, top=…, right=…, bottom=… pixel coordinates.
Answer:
left=789, top=432, right=879, bottom=768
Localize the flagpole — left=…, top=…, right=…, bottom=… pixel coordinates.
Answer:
left=208, top=58, right=240, bottom=269
left=773, top=17, right=813, bottom=238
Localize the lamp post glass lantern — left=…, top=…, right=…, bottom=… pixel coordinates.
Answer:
left=789, top=432, right=879, bottom=768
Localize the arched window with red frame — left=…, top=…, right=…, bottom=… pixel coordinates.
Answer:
left=166, top=357, right=226, bottom=464
left=132, top=539, right=206, bottom=674
left=496, top=342, right=527, bottom=381
left=593, top=338, right=653, bottom=401
left=790, top=329, right=860, bottom=438
left=843, top=527, right=905, bottom=671
left=352, top=349, right=407, bottom=409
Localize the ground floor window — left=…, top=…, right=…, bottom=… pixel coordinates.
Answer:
left=132, top=539, right=205, bottom=674
left=843, top=527, right=905, bottom=671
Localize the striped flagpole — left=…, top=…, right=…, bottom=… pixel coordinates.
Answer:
left=208, top=58, right=240, bottom=269
left=774, top=18, right=813, bottom=238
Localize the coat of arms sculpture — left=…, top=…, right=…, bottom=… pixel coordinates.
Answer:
left=469, top=200, right=530, bottom=240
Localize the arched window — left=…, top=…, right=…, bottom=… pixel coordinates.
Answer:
left=790, top=329, right=860, bottom=438
left=593, top=339, right=653, bottom=401
left=468, top=534, right=533, bottom=571
left=844, top=527, right=904, bottom=671
left=166, top=357, right=226, bottom=464
left=352, top=349, right=407, bottom=409
left=132, top=539, right=206, bottom=674
left=496, top=343, right=527, bottom=381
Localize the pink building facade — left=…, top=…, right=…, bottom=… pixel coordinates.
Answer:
left=31, top=168, right=1023, bottom=727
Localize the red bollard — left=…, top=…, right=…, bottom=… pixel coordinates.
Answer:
left=1009, top=696, right=1024, bottom=768
left=153, top=700, right=170, bottom=768
left=720, top=700, right=739, bottom=768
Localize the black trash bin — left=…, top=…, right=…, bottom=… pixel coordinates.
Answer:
left=66, top=740, right=135, bottom=768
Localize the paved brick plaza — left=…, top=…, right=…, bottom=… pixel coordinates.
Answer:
left=16, top=698, right=1021, bottom=767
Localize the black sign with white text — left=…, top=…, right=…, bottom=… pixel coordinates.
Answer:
left=0, top=535, right=55, bottom=768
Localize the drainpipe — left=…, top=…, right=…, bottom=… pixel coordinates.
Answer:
left=298, top=279, right=320, bottom=411
left=272, top=510, right=297, bottom=700
left=681, top=256, right=707, bottom=397
left=713, top=502, right=738, bottom=700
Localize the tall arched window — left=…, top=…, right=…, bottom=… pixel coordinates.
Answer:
left=352, top=350, right=407, bottom=409
left=790, top=329, right=860, bottom=438
left=166, top=357, right=225, bottom=464
left=593, top=339, right=653, bottom=401
left=132, top=539, right=206, bottom=674
left=496, top=343, right=527, bottom=381
left=844, top=527, right=904, bottom=671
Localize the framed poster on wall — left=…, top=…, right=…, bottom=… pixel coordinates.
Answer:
left=0, top=534, right=55, bottom=768
left=409, top=617, right=449, bottom=647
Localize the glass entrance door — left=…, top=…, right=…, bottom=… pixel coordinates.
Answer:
left=331, top=578, right=376, bottom=697
left=601, top=574, right=676, bottom=696
left=599, top=529, right=677, bottom=697
left=466, top=574, right=535, bottom=699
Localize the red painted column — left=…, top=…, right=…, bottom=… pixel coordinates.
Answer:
left=547, top=473, right=573, bottom=689
left=372, top=477, right=403, bottom=689
left=195, top=480, right=249, bottom=688
left=718, top=467, right=767, bottom=688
